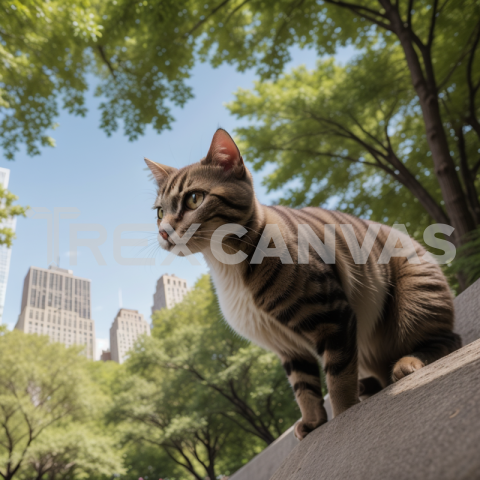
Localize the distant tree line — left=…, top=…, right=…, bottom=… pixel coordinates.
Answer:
left=0, top=276, right=299, bottom=480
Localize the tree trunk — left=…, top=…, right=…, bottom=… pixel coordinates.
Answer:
left=383, top=2, right=476, bottom=249
left=457, top=127, right=480, bottom=225
left=206, top=462, right=216, bottom=480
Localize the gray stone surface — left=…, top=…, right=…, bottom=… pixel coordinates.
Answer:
left=271, top=339, right=480, bottom=480
left=454, top=278, right=480, bottom=346
left=230, top=278, right=480, bottom=480
left=229, top=397, right=332, bottom=480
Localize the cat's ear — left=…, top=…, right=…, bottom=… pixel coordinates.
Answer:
left=202, top=129, right=245, bottom=178
left=144, top=158, right=177, bottom=186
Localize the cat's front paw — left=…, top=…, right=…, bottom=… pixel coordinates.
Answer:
left=392, top=356, right=425, bottom=382
left=294, top=418, right=326, bottom=441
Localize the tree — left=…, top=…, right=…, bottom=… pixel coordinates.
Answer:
left=111, top=275, right=299, bottom=479
left=0, top=0, right=100, bottom=160
left=111, top=375, right=236, bottom=480
left=0, top=329, right=120, bottom=480
left=120, top=441, right=186, bottom=480
left=218, top=0, right=479, bottom=285
left=0, top=0, right=193, bottom=161
left=0, top=185, right=27, bottom=247
left=141, top=275, right=298, bottom=445
left=100, top=0, right=480, bottom=285
left=21, top=425, right=124, bottom=480
left=3, top=1, right=479, bottom=279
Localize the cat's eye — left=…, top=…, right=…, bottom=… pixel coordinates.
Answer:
left=185, top=192, right=204, bottom=210
left=157, top=207, right=163, bottom=220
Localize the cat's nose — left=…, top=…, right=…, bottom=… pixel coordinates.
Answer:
left=159, top=229, right=169, bottom=241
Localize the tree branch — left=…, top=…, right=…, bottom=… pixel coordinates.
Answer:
left=347, top=113, right=390, bottom=153
left=472, top=158, right=480, bottom=178
left=427, top=0, right=439, bottom=48
left=323, top=0, right=392, bottom=31
left=305, top=110, right=390, bottom=162
left=96, top=46, right=116, bottom=79
left=184, top=0, right=232, bottom=37
left=466, top=21, right=480, bottom=140
left=270, top=146, right=391, bottom=171
left=407, top=0, right=414, bottom=29
left=223, top=0, right=251, bottom=25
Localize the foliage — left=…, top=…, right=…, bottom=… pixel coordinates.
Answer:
left=0, top=330, right=123, bottom=480
left=20, top=425, right=124, bottom=480
left=3, top=0, right=479, bottom=286
left=147, top=275, right=297, bottom=445
left=0, top=241, right=300, bottom=480
left=449, top=228, right=480, bottom=285
left=0, top=0, right=193, bottom=161
left=228, top=55, right=437, bottom=238
left=0, top=185, right=27, bottom=247
left=0, top=0, right=101, bottom=160
left=223, top=1, right=480, bottom=242
left=110, top=275, right=299, bottom=480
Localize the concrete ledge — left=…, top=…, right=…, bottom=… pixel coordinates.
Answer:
left=453, top=278, right=480, bottom=346
left=272, top=338, right=480, bottom=480
left=230, top=278, right=480, bottom=480
left=230, top=397, right=332, bottom=480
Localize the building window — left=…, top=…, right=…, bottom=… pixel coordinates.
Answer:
left=30, top=289, right=36, bottom=307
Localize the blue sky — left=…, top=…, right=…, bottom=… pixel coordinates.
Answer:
left=1, top=46, right=355, bottom=358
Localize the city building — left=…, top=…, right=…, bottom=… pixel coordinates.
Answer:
left=100, top=349, right=112, bottom=362
left=152, top=274, right=189, bottom=313
left=110, top=308, right=150, bottom=364
left=14, top=265, right=96, bottom=359
left=0, top=168, right=15, bottom=323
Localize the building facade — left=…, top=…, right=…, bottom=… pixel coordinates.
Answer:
left=0, top=168, right=15, bottom=323
left=15, top=265, right=96, bottom=359
left=100, top=350, right=112, bottom=362
left=110, top=308, right=150, bottom=364
left=152, top=274, right=189, bottom=313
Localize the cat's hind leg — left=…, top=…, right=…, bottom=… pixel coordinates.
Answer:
left=392, top=330, right=462, bottom=382
left=322, top=309, right=360, bottom=417
left=281, top=352, right=328, bottom=440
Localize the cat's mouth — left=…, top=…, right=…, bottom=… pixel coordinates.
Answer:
left=157, top=232, right=174, bottom=251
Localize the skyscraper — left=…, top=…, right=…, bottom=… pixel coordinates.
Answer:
left=0, top=168, right=15, bottom=323
left=152, top=273, right=189, bottom=313
left=15, top=266, right=96, bottom=359
left=110, top=308, right=150, bottom=364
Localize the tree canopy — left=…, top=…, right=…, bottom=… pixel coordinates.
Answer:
left=2, top=1, right=479, bottom=285
left=0, top=186, right=26, bottom=247
left=110, top=275, right=299, bottom=479
left=0, top=328, right=124, bottom=480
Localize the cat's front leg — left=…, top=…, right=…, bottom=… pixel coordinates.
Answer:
left=322, top=310, right=360, bottom=417
left=281, top=352, right=328, bottom=440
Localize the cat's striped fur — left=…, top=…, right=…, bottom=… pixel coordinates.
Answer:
left=146, top=129, right=461, bottom=440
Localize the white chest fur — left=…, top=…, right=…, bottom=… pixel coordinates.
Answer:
left=204, top=255, right=314, bottom=358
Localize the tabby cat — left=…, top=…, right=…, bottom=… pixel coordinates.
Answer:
left=145, top=129, right=461, bottom=440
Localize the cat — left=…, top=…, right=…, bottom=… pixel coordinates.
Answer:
left=145, top=128, right=461, bottom=440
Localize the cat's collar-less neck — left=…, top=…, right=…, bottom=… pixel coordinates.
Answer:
left=201, top=198, right=266, bottom=272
